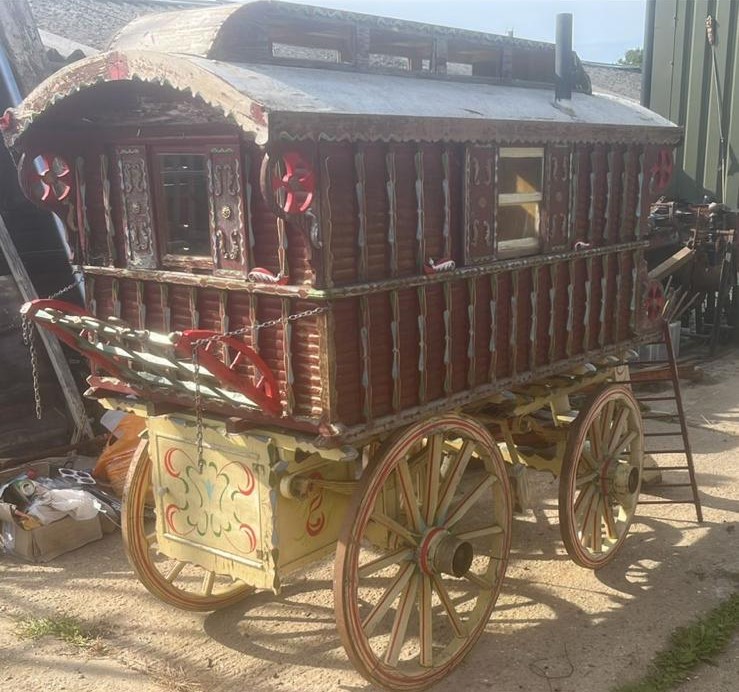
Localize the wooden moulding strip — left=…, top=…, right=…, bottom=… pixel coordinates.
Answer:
left=244, top=151, right=255, bottom=273
left=111, top=277, right=121, bottom=318
left=100, top=154, right=116, bottom=264
left=414, top=147, right=426, bottom=274
left=75, top=157, right=92, bottom=260
left=442, top=147, right=452, bottom=259
left=509, top=270, right=518, bottom=377
left=443, top=281, right=453, bottom=395
left=529, top=268, right=538, bottom=372
left=136, top=280, right=146, bottom=329
left=219, top=290, right=229, bottom=335
left=615, top=252, right=624, bottom=343
left=565, top=260, right=574, bottom=358
left=548, top=263, right=556, bottom=364
left=417, top=286, right=428, bottom=405
left=598, top=256, right=606, bottom=348
left=85, top=275, right=96, bottom=315
left=467, top=277, right=476, bottom=389
left=359, top=294, right=373, bottom=421
left=386, top=150, right=399, bottom=277
left=630, top=256, right=637, bottom=336
left=321, top=153, right=334, bottom=287
left=488, top=273, right=497, bottom=383
left=354, top=147, right=369, bottom=281
left=281, top=297, right=295, bottom=415
left=82, top=240, right=649, bottom=300
left=319, top=298, right=335, bottom=423
left=391, top=289, right=401, bottom=411
left=584, top=256, right=593, bottom=352
left=160, top=283, right=171, bottom=332
left=248, top=293, right=259, bottom=354
left=188, top=286, right=199, bottom=328
left=277, top=217, right=288, bottom=278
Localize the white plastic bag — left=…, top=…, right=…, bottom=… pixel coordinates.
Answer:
left=27, top=488, right=101, bottom=525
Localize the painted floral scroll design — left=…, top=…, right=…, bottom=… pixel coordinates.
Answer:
left=161, top=447, right=258, bottom=555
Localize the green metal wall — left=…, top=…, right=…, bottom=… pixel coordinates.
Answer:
left=646, top=0, right=739, bottom=207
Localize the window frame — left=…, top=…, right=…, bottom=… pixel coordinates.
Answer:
left=496, top=146, right=544, bottom=259
left=150, top=144, right=216, bottom=272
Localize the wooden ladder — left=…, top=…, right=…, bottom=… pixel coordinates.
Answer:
left=626, top=321, right=703, bottom=522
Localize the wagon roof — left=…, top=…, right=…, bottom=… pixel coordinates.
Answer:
left=2, top=49, right=680, bottom=149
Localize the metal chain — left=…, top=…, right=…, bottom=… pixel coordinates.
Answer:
left=191, top=304, right=329, bottom=470
left=22, top=315, right=43, bottom=420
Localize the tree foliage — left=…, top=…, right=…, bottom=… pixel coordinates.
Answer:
left=618, top=47, right=643, bottom=67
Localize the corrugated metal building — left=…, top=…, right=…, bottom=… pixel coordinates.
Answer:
left=644, top=0, right=739, bottom=207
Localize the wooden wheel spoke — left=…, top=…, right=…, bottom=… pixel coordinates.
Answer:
left=612, top=430, right=638, bottom=457
left=463, top=570, right=492, bottom=590
left=607, top=408, right=630, bottom=456
left=396, top=459, right=423, bottom=532
left=580, top=446, right=599, bottom=471
left=435, top=440, right=475, bottom=524
left=358, top=548, right=414, bottom=578
left=589, top=413, right=604, bottom=459
left=423, top=434, right=443, bottom=526
left=145, top=531, right=157, bottom=547
left=573, top=484, right=595, bottom=519
left=455, top=524, right=503, bottom=541
left=362, top=562, right=416, bottom=636
left=432, top=575, right=467, bottom=638
left=444, top=475, right=495, bottom=529
left=590, top=497, right=603, bottom=553
left=603, top=500, right=618, bottom=540
left=369, top=511, right=419, bottom=546
left=383, top=573, right=419, bottom=666
left=419, top=574, right=433, bottom=668
left=202, top=570, right=215, bottom=596
left=164, top=560, right=186, bottom=583
left=575, top=471, right=598, bottom=488
left=601, top=400, right=616, bottom=441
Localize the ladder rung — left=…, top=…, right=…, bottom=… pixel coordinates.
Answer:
left=636, top=396, right=677, bottom=402
left=642, top=414, right=678, bottom=420
left=644, top=432, right=682, bottom=437
left=645, top=483, right=694, bottom=488
left=650, top=465, right=693, bottom=471
left=631, top=359, right=672, bottom=364
left=644, top=449, right=687, bottom=454
left=638, top=499, right=699, bottom=505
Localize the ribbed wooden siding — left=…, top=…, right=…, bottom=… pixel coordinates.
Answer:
left=648, top=0, right=739, bottom=206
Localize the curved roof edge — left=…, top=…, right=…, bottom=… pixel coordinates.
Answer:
left=1, top=50, right=269, bottom=149
left=110, top=0, right=568, bottom=62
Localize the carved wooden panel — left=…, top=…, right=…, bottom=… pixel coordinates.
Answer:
left=208, top=147, right=247, bottom=274
left=543, top=145, right=571, bottom=251
left=116, top=146, right=157, bottom=269
left=464, top=144, right=497, bottom=263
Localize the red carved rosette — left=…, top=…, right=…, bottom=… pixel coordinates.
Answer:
left=650, top=148, right=673, bottom=194
left=641, top=279, right=666, bottom=330
left=0, top=109, right=17, bottom=135
left=18, top=152, right=75, bottom=217
left=259, top=149, right=315, bottom=218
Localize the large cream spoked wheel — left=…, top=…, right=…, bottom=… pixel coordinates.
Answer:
left=335, top=415, right=512, bottom=690
left=558, top=384, right=644, bottom=569
left=122, top=439, right=253, bottom=611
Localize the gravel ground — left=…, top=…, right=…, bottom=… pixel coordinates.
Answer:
left=0, top=350, right=737, bottom=692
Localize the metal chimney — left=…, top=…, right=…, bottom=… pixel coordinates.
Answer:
left=555, top=13, right=573, bottom=102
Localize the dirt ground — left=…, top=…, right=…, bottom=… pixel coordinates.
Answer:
left=1, top=351, right=738, bottom=692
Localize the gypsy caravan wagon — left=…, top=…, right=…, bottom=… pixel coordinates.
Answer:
left=3, top=2, right=679, bottom=688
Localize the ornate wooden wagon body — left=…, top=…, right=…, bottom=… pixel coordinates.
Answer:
left=4, top=2, right=680, bottom=688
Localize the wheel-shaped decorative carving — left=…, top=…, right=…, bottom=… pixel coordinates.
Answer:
left=122, top=439, right=254, bottom=611
left=176, top=330, right=282, bottom=416
left=19, top=152, right=73, bottom=206
left=643, top=280, right=665, bottom=322
left=650, top=148, right=673, bottom=193
left=259, top=150, right=315, bottom=217
left=335, top=414, right=512, bottom=690
left=558, top=384, right=644, bottom=569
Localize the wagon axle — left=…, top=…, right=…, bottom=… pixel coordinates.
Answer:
left=418, top=527, right=474, bottom=578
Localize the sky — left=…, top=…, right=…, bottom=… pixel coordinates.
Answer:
left=267, top=0, right=647, bottom=64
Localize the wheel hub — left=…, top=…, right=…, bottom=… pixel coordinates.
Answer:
left=418, top=527, right=474, bottom=578
left=601, top=457, right=640, bottom=498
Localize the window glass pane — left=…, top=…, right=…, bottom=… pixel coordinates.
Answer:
left=497, top=203, right=539, bottom=243
left=160, top=154, right=210, bottom=256
left=498, top=156, right=542, bottom=195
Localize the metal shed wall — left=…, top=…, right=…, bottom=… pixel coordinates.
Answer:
left=646, top=0, right=739, bottom=207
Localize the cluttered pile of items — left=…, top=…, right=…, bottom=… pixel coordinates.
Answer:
left=0, top=411, right=143, bottom=562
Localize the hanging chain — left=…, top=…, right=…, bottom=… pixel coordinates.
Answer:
left=190, top=304, right=329, bottom=470
left=22, top=314, right=43, bottom=420
left=19, top=271, right=84, bottom=422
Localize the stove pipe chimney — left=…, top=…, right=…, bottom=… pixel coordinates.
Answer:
left=555, top=13, right=573, bottom=102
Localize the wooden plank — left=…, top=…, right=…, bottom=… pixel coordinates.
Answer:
left=649, top=246, right=696, bottom=281
left=0, top=213, right=93, bottom=441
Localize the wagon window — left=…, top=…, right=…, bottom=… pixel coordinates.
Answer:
left=497, top=147, right=544, bottom=257
left=157, top=153, right=212, bottom=262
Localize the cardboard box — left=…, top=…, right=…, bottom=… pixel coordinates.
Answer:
left=2, top=515, right=103, bottom=563
left=1, top=459, right=105, bottom=562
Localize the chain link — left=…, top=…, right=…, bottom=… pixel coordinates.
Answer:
left=22, top=315, right=43, bottom=420
left=190, top=304, right=329, bottom=470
